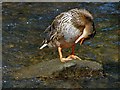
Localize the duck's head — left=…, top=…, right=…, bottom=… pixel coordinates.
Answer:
left=89, top=22, right=96, bottom=38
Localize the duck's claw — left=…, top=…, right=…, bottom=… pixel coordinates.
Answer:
left=67, top=55, right=82, bottom=60
left=60, top=58, right=72, bottom=62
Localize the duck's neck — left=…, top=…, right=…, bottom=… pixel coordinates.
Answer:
left=75, top=23, right=92, bottom=43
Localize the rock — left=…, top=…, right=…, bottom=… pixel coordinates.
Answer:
left=44, top=79, right=82, bottom=88
left=13, top=59, right=103, bottom=80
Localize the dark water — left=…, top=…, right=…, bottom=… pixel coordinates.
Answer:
left=2, top=2, right=119, bottom=88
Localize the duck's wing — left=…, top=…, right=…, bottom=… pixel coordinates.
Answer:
left=40, top=18, right=64, bottom=49
left=48, top=20, right=64, bottom=41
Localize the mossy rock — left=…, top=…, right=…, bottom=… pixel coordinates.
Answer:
left=13, top=59, right=103, bottom=80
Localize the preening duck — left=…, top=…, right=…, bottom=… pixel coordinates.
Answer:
left=40, top=8, right=96, bottom=62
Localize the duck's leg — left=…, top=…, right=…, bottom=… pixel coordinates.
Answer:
left=67, top=44, right=81, bottom=60
left=58, top=47, right=72, bottom=62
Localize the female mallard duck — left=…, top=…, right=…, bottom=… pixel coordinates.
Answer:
left=40, top=8, right=96, bottom=62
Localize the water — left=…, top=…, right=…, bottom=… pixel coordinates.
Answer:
left=2, top=2, right=119, bottom=88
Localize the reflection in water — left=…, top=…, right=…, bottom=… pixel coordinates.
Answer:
left=2, top=2, right=119, bottom=88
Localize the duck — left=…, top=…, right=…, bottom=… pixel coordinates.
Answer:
left=40, top=8, right=96, bottom=62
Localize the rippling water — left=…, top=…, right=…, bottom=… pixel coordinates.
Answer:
left=2, top=2, right=119, bottom=88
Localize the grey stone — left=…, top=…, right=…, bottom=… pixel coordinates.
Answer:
left=13, top=59, right=103, bottom=80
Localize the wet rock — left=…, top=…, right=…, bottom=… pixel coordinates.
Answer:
left=13, top=59, right=103, bottom=80
left=44, top=79, right=82, bottom=88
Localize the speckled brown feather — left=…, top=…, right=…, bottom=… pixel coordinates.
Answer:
left=40, top=8, right=96, bottom=49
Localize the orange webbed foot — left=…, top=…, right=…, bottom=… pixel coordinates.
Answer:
left=60, top=57, right=72, bottom=62
left=67, top=55, right=82, bottom=60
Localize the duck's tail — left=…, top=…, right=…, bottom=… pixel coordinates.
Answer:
left=40, top=43, right=48, bottom=49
